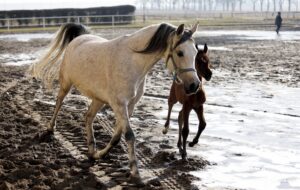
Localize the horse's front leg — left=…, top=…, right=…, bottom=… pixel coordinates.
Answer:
left=94, top=103, right=142, bottom=185
left=85, top=100, right=104, bottom=157
left=181, top=105, right=191, bottom=161
left=163, top=84, right=177, bottom=134
left=189, top=105, right=206, bottom=147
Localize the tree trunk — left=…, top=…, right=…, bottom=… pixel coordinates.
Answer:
left=239, top=0, right=243, bottom=11
left=232, top=1, right=236, bottom=12
left=278, top=0, right=284, bottom=11
left=226, top=0, right=230, bottom=11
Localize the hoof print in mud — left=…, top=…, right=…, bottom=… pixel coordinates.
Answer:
left=35, top=131, right=54, bottom=143
left=127, top=175, right=145, bottom=187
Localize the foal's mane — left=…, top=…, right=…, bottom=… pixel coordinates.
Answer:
left=137, top=23, right=176, bottom=54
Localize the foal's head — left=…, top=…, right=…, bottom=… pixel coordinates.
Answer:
left=195, top=44, right=212, bottom=81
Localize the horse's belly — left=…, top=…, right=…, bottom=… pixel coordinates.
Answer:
left=62, top=41, right=110, bottom=102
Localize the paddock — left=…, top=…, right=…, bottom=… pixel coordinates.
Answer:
left=0, top=27, right=299, bottom=189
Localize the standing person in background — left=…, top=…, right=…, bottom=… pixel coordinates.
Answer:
left=275, top=12, right=283, bottom=35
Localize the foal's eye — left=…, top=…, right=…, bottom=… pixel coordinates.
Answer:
left=177, top=51, right=184, bottom=57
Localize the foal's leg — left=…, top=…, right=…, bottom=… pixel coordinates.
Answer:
left=181, top=105, right=191, bottom=160
left=189, top=105, right=206, bottom=147
left=48, top=82, right=71, bottom=132
left=177, top=109, right=183, bottom=154
left=93, top=104, right=142, bottom=183
left=85, top=100, right=104, bottom=157
left=128, top=80, right=144, bottom=117
left=163, top=84, right=177, bottom=134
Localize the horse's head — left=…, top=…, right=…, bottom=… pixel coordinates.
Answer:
left=195, top=44, right=212, bottom=81
left=165, top=23, right=200, bottom=95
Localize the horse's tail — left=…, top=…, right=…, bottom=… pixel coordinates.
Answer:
left=29, top=23, right=89, bottom=88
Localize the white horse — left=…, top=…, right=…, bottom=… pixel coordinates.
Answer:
left=31, top=22, right=200, bottom=184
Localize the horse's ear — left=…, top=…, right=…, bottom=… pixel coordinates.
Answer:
left=204, top=43, right=208, bottom=53
left=195, top=43, right=199, bottom=50
left=190, top=22, right=199, bottom=34
left=176, top=24, right=184, bottom=36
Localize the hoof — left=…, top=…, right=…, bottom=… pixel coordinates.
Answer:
left=46, top=128, right=54, bottom=133
left=188, top=141, right=197, bottom=147
left=37, top=130, right=54, bottom=143
left=88, top=156, right=96, bottom=162
left=181, top=152, right=187, bottom=161
left=181, top=156, right=188, bottom=162
left=47, top=122, right=56, bottom=132
left=162, top=128, right=168, bottom=134
left=128, top=174, right=144, bottom=187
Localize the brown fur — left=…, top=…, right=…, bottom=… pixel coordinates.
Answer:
left=164, top=44, right=212, bottom=160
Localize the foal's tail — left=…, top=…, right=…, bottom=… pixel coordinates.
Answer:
left=29, top=23, right=89, bottom=88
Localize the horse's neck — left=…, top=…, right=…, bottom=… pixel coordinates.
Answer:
left=127, top=24, right=165, bottom=74
left=127, top=24, right=159, bottom=50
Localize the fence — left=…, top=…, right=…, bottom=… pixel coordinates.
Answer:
left=0, top=14, right=138, bottom=30
left=1, top=11, right=300, bottom=30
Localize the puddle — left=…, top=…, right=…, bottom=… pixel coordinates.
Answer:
left=0, top=53, right=37, bottom=66
left=154, top=81, right=300, bottom=190
left=196, top=30, right=300, bottom=41
left=197, top=44, right=232, bottom=51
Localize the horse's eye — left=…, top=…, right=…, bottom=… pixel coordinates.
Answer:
left=177, top=51, right=184, bottom=57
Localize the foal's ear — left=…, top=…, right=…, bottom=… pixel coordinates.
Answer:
left=176, top=24, right=185, bottom=36
left=204, top=43, right=208, bottom=54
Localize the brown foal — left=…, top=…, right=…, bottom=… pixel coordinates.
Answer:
left=163, top=44, right=212, bottom=160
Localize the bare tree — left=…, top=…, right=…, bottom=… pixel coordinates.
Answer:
left=196, top=0, right=202, bottom=10
left=231, top=0, right=237, bottom=11
left=251, top=0, right=258, bottom=11
left=208, top=0, right=213, bottom=11
left=288, top=0, right=291, bottom=11
left=273, top=0, right=277, bottom=11
left=267, top=0, right=270, bottom=11
left=278, top=0, right=285, bottom=11
left=259, top=0, right=264, bottom=11
left=226, top=0, right=230, bottom=11
left=238, top=0, right=244, bottom=11
left=139, top=0, right=149, bottom=11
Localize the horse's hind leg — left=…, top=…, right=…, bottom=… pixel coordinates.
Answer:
left=85, top=99, right=104, bottom=157
left=48, top=81, right=71, bottom=132
left=181, top=105, right=191, bottom=161
left=94, top=103, right=142, bottom=184
left=189, top=105, right=206, bottom=147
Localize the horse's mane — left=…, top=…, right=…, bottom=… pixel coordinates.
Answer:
left=137, top=23, right=176, bottom=54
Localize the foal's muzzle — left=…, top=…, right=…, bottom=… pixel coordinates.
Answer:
left=185, top=80, right=200, bottom=95
left=205, top=72, right=212, bottom=81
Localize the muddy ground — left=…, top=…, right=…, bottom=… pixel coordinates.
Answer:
left=0, top=28, right=299, bottom=190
